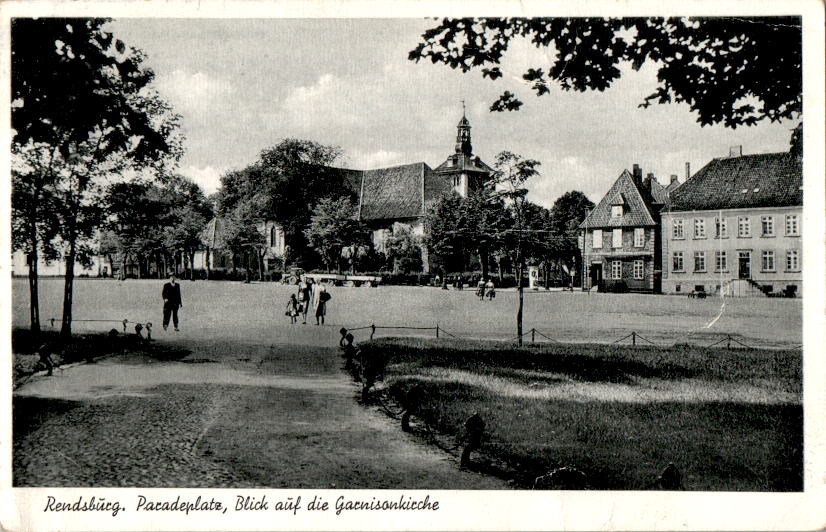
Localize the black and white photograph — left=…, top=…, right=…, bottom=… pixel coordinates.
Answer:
left=4, top=1, right=825, bottom=530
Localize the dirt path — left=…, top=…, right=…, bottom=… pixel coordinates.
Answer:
left=13, top=338, right=506, bottom=489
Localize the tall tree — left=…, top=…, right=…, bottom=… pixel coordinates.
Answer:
left=409, top=17, right=802, bottom=128
left=385, top=224, right=424, bottom=274
left=304, top=197, right=367, bottom=273
left=12, top=18, right=181, bottom=337
left=488, top=151, right=541, bottom=347
left=216, top=139, right=351, bottom=269
left=423, top=192, right=472, bottom=274
left=11, top=142, right=62, bottom=331
left=161, top=176, right=213, bottom=279
left=551, top=190, right=595, bottom=281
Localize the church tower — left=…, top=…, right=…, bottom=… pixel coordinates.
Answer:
left=434, top=102, right=492, bottom=198
left=455, top=103, right=473, bottom=156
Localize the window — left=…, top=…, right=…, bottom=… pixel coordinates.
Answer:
left=762, top=250, right=775, bottom=271
left=592, top=229, right=603, bottom=249
left=672, top=219, right=684, bottom=239
left=785, top=214, right=800, bottom=236
left=715, top=217, right=728, bottom=238
left=633, top=260, right=644, bottom=280
left=676, top=284, right=681, bottom=293
left=761, top=216, right=775, bottom=237
left=633, top=228, right=645, bottom=248
left=786, top=250, right=799, bottom=271
left=270, top=227, right=276, bottom=247
left=611, top=205, right=623, bottom=218
left=738, top=216, right=751, bottom=237
left=694, top=218, right=706, bottom=239
left=611, top=260, right=622, bottom=279
left=672, top=251, right=684, bottom=272
left=612, top=228, right=623, bottom=248
left=694, top=251, right=706, bottom=272
left=715, top=251, right=727, bottom=272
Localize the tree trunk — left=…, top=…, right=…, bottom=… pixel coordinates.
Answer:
left=190, top=251, right=196, bottom=280
left=479, top=245, right=489, bottom=282
left=28, top=247, right=41, bottom=333
left=516, top=257, right=524, bottom=347
left=205, top=248, right=211, bottom=280
left=60, top=241, right=77, bottom=338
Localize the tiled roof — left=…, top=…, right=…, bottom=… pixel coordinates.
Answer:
left=423, top=166, right=453, bottom=207
left=579, top=170, right=657, bottom=229
left=650, top=179, right=670, bottom=205
left=668, top=152, right=802, bottom=211
left=359, top=162, right=429, bottom=221
left=201, top=217, right=228, bottom=248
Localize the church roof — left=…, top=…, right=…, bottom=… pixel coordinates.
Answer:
left=668, top=152, right=802, bottom=212
left=434, top=153, right=493, bottom=174
left=359, top=162, right=430, bottom=221
left=201, top=217, right=228, bottom=248
left=579, top=170, right=658, bottom=229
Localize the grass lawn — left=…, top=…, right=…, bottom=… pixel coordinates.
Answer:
left=361, top=337, right=802, bottom=491
left=12, top=278, right=802, bottom=348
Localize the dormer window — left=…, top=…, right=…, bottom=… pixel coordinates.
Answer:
left=610, top=193, right=626, bottom=218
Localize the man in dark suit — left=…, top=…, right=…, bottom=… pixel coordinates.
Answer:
left=162, top=274, right=183, bottom=331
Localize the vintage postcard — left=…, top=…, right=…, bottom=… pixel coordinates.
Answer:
left=2, top=0, right=824, bottom=530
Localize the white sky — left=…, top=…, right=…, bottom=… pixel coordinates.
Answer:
left=108, top=18, right=799, bottom=208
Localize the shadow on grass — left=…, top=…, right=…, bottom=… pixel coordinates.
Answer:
left=363, top=337, right=801, bottom=387
left=386, top=377, right=803, bottom=491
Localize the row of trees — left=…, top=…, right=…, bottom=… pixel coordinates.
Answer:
left=12, top=18, right=182, bottom=336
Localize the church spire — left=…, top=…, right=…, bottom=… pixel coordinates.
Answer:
left=455, top=100, right=472, bottom=156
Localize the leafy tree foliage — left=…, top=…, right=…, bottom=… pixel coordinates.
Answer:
left=11, top=142, right=63, bottom=331
left=12, top=18, right=182, bottom=336
left=215, top=139, right=353, bottom=268
left=304, top=197, right=367, bottom=273
left=423, top=192, right=473, bottom=273
left=409, top=17, right=802, bottom=128
left=487, top=151, right=541, bottom=346
left=384, top=224, right=424, bottom=274
left=551, top=190, right=595, bottom=274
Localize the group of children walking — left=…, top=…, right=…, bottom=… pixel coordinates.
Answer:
left=476, top=278, right=496, bottom=301
left=286, top=278, right=331, bottom=325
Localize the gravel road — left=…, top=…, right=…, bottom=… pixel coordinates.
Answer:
left=13, top=339, right=506, bottom=489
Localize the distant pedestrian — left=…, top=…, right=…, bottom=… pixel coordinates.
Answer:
left=313, top=284, right=331, bottom=325
left=457, top=277, right=464, bottom=291
left=162, top=274, right=183, bottom=331
left=476, top=278, right=486, bottom=300
left=37, top=342, right=56, bottom=376
left=485, top=279, right=495, bottom=300
left=286, top=294, right=300, bottom=324
left=298, top=279, right=313, bottom=324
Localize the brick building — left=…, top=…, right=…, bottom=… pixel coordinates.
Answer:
left=660, top=150, right=802, bottom=297
left=579, top=165, right=671, bottom=292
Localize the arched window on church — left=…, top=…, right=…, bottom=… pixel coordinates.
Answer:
left=270, top=226, right=276, bottom=247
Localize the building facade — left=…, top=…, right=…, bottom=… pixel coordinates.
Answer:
left=661, top=151, right=802, bottom=297
left=579, top=165, right=671, bottom=292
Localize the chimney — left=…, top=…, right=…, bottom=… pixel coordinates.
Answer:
left=685, top=162, right=690, bottom=181
left=644, top=172, right=654, bottom=191
left=632, top=164, right=642, bottom=187
left=670, top=174, right=678, bottom=185
left=729, top=145, right=743, bottom=158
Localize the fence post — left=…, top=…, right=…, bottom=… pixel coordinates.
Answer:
left=632, top=331, right=636, bottom=346
left=436, top=323, right=440, bottom=338
left=531, top=328, right=535, bottom=343
left=727, top=335, right=731, bottom=349
left=370, top=324, right=376, bottom=341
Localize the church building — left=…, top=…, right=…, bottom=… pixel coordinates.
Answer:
left=201, top=108, right=493, bottom=275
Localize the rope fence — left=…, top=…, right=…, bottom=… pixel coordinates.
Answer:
left=341, top=323, right=785, bottom=351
